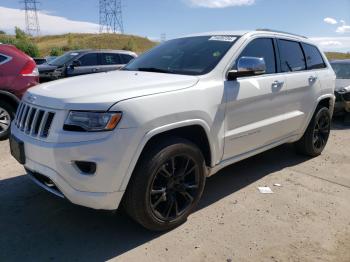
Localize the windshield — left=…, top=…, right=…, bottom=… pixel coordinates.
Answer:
left=48, top=52, right=80, bottom=66
left=124, top=36, right=238, bottom=76
left=331, top=62, right=350, bottom=79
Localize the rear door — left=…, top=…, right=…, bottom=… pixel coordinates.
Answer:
left=99, top=53, right=124, bottom=72
left=276, top=39, right=322, bottom=130
left=67, top=53, right=99, bottom=77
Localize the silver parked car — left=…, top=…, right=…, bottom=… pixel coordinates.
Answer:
left=330, top=60, right=350, bottom=117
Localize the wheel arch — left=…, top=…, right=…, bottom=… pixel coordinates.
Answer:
left=0, top=90, right=20, bottom=111
left=316, top=94, right=335, bottom=115
left=119, top=120, right=214, bottom=191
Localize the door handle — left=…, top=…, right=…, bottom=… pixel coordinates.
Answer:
left=308, top=76, right=318, bottom=83
left=92, top=68, right=99, bottom=72
left=272, top=80, right=284, bottom=89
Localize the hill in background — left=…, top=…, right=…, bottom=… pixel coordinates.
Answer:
left=0, top=30, right=157, bottom=57
left=34, top=33, right=157, bottom=56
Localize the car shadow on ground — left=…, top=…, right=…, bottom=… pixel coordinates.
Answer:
left=332, top=116, right=350, bottom=130
left=0, top=144, right=311, bottom=261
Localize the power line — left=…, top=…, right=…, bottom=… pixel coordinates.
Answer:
left=99, top=0, right=124, bottom=34
left=21, top=0, right=40, bottom=36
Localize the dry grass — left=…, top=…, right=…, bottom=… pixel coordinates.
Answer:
left=325, top=52, right=350, bottom=61
left=33, top=33, right=157, bottom=56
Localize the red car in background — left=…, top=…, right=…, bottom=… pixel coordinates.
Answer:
left=0, top=44, right=39, bottom=140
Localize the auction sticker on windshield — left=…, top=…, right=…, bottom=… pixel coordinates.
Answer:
left=209, top=36, right=237, bottom=42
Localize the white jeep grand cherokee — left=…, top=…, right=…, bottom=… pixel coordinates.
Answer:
left=10, top=30, right=335, bottom=231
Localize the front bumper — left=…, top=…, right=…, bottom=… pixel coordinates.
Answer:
left=11, top=124, right=139, bottom=210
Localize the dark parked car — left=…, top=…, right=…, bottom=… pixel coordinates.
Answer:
left=330, top=60, right=350, bottom=119
left=0, top=44, right=39, bottom=140
left=38, top=50, right=137, bottom=82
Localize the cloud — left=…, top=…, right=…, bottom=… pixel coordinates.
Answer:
left=336, top=20, right=350, bottom=34
left=310, top=37, right=350, bottom=52
left=324, top=17, right=338, bottom=25
left=186, top=0, right=255, bottom=8
left=0, top=6, right=99, bottom=35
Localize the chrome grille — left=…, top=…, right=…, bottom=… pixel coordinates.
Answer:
left=15, top=102, right=55, bottom=138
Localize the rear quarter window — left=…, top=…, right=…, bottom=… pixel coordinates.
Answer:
left=302, top=43, right=326, bottom=70
left=278, top=39, right=306, bottom=72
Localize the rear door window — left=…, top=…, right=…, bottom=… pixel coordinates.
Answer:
left=237, top=38, right=276, bottom=74
left=301, top=43, right=326, bottom=70
left=278, top=39, right=306, bottom=72
left=78, top=53, right=99, bottom=66
left=101, top=53, right=122, bottom=65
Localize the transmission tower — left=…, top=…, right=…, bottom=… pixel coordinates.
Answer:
left=99, top=0, right=124, bottom=34
left=21, top=0, right=40, bottom=36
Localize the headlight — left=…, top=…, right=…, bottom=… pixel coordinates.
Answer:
left=64, top=111, right=122, bottom=132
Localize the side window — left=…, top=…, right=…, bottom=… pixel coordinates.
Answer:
left=236, top=38, right=276, bottom=74
left=302, top=43, right=326, bottom=70
left=0, top=54, right=8, bottom=64
left=101, top=53, right=122, bottom=65
left=278, top=39, right=306, bottom=72
left=78, top=53, right=98, bottom=66
left=120, top=54, right=134, bottom=64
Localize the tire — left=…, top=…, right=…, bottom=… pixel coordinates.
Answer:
left=0, top=100, right=15, bottom=141
left=295, top=107, right=331, bottom=157
left=123, top=137, right=206, bottom=231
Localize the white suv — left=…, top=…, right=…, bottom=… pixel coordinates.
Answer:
left=10, top=30, right=335, bottom=231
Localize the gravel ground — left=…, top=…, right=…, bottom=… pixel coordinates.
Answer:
left=0, top=120, right=349, bottom=262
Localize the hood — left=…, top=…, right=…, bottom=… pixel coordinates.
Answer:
left=335, top=79, right=350, bottom=91
left=24, top=70, right=199, bottom=110
left=38, top=64, right=58, bottom=73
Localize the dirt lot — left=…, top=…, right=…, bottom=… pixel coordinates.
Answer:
left=0, top=121, right=349, bottom=262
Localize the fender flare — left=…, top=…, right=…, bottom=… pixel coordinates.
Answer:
left=316, top=94, right=335, bottom=116
left=119, top=119, right=215, bottom=191
left=296, top=94, right=335, bottom=141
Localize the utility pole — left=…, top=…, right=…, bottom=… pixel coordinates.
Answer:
left=21, top=0, right=40, bottom=36
left=99, top=0, right=124, bottom=34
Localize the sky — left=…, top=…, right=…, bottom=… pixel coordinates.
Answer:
left=0, top=0, right=350, bottom=52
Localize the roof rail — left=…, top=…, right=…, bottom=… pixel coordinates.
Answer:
left=256, top=29, right=307, bottom=39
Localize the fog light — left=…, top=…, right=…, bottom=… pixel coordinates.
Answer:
left=75, top=161, right=97, bottom=175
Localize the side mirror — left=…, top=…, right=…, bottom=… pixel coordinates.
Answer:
left=227, top=56, right=266, bottom=80
left=70, top=60, right=81, bottom=68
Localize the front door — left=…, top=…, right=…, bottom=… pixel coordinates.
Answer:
left=223, top=37, right=305, bottom=160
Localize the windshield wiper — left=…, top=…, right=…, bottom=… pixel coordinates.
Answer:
left=135, top=67, right=173, bottom=74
